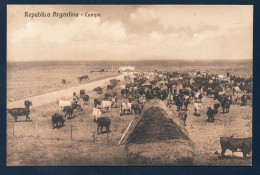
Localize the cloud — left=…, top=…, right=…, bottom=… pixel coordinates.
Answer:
left=8, top=5, right=253, bottom=61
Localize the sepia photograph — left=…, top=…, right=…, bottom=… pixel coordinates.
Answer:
left=6, top=5, right=252, bottom=166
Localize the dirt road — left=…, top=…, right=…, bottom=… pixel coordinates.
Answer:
left=7, top=72, right=132, bottom=108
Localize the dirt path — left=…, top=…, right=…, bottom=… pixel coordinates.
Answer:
left=7, top=73, right=132, bottom=108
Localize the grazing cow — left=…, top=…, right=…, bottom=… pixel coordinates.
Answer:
left=78, top=75, right=89, bottom=82
left=58, top=100, right=73, bottom=111
left=92, top=108, right=102, bottom=122
left=94, top=87, right=103, bottom=94
left=94, top=98, right=102, bottom=108
left=7, top=100, right=33, bottom=122
left=194, top=102, right=202, bottom=116
left=178, top=111, right=187, bottom=126
left=52, top=113, right=65, bottom=129
left=120, top=102, right=132, bottom=115
left=206, top=107, right=215, bottom=122
left=82, top=94, right=89, bottom=104
left=220, top=137, right=252, bottom=158
left=214, top=103, right=220, bottom=113
left=107, top=84, right=116, bottom=91
left=101, top=101, right=112, bottom=112
left=97, top=117, right=111, bottom=134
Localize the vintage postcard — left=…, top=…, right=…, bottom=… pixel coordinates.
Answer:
left=7, top=5, right=252, bottom=166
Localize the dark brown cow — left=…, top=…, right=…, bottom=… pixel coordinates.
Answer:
left=220, top=137, right=252, bottom=158
left=52, top=113, right=65, bottom=129
left=97, top=117, right=111, bottom=134
left=7, top=100, right=32, bottom=122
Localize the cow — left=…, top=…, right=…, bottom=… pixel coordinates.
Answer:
left=92, top=108, right=102, bottom=122
left=78, top=75, right=89, bottom=82
left=97, top=117, right=111, bottom=134
left=105, top=93, right=112, bottom=101
left=214, top=103, right=220, bottom=113
left=132, top=103, right=143, bottom=116
left=175, top=94, right=185, bottom=111
left=111, top=97, right=118, bottom=108
left=120, top=102, right=132, bottom=116
left=107, top=84, right=116, bottom=91
left=206, top=107, right=215, bottom=122
left=241, top=95, right=248, bottom=106
left=101, top=101, right=112, bottom=112
left=52, top=113, right=65, bottom=129
left=220, top=99, right=231, bottom=113
left=178, top=111, right=187, bottom=126
left=7, top=100, right=33, bottom=122
left=194, top=102, right=202, bottom=116
left=94, top=98, right=102, bottom=108
left=82, top=94, right=89, bottom=104
left=79, top=89, right=86, bottom=98
left=232, top=86, right=241, bottom=95
left=195, top=92, right=203, bottom=103
left=63, top=106, right=74, bottom=118
left=183, top=100, right=190, bottom=111
left=220, top=137, right=252, bottom=158
left=58, top=100, right=73, bottom=111
left=139, top=95, right=147, bottom=105
left=94, top=87, right=103, bottom=94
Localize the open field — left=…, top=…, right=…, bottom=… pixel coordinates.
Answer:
left=6, top=60, right=252, bottom=166
left=7, top=61, right=119, bottom=102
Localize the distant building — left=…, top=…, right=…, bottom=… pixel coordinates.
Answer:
left=118, top=66, right=135, bottom=72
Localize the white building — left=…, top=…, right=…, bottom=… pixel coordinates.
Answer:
left=118, top=66, right=135, bottom=72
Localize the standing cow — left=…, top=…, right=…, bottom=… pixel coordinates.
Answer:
left=97, top=117, right=111, bottom=134
left=7, top=100, right=33, bottom=122
left=194, top=102, right=202, bottom=116
left=92, top=108, right=102, bottom=122
left=52, top=113, right=65, bottom=129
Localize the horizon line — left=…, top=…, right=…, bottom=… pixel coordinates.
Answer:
left=7, top=58, right=253, bottom=63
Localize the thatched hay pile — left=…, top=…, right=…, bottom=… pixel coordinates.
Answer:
left=125, top=99, right=194, bottom=166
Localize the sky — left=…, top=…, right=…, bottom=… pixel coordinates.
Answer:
left=7, top=5, right=253, bottom=62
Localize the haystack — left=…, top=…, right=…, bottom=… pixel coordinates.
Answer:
left=122, top=99, right=194, bottom=166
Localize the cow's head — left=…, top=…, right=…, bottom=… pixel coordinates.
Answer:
left=24, top=100, right=33, bottom=109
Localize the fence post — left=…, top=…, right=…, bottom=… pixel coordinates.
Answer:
left=13, top=122, right=15, bottom=136
left=71, top=123, right=72, bottom=140
left=36, top=120, right=38, bottom=138
left=106, top=132, right=109, bottom=145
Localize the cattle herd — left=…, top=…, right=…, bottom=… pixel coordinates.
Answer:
left=6, top=70, right=253, bottom=159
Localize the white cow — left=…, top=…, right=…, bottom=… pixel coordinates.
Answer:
left=101, top=101, right=112, bottom=112
left=92, top=108, right=102, bottom=122
left=120, top=85, right=126, bottom=89
left=194, top=102, right=202, bottom=116
left=120, top=102, right=132, bottom=115
left=59, top=100, right=73, bottom=111
left=217, top=75, right=226, bottom=80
